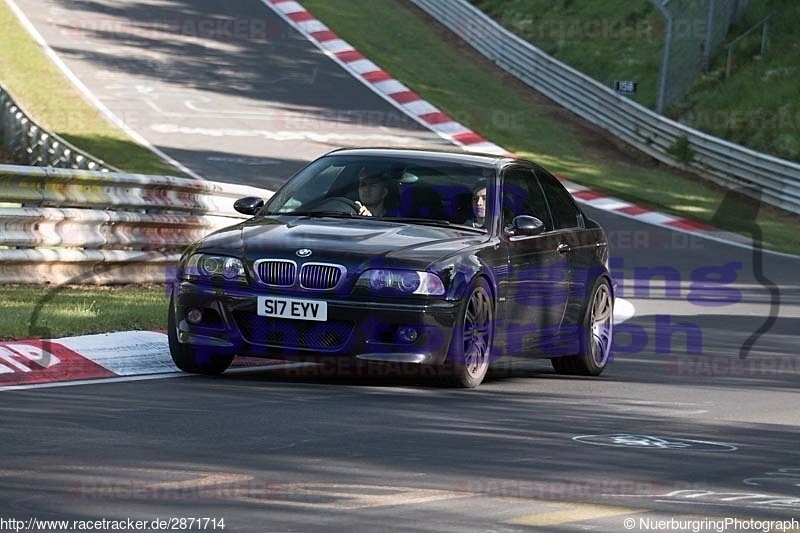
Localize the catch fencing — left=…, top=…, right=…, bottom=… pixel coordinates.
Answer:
left=651, top=0, right=748, bottom=112
left=0, top=164, right=270, bottom=284
left=411, top=0, right=800, bottom=215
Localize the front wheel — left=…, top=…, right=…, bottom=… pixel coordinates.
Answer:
left=551, top=277, right=613, bottom=376
left=168, top=299, right=234, bottom=375
left=438, top=278, right=495, bottom=388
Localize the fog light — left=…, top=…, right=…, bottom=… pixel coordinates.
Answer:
left=186, top=308, right=203, bottom=325
left=397, top=327, right=419, bottom=344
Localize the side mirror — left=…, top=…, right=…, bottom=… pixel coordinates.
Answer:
left=233, top=196, right=264, bottom=216
left=505, top=215, right=545, bottom=237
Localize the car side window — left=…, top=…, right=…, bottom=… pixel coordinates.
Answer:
left=501, top=167, right=553, bottom=230
left=535, top=169, right=581, bottom=229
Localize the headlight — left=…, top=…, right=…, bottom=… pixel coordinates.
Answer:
left=183, top=254, right=246, bottom=282
left=356, top=269, right=445, bottom=296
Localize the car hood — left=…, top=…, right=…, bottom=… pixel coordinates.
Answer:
left=200, top=216, right=486, bottom=268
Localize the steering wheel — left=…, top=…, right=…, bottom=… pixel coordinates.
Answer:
left=302, top=196, right=360, bottom=215
left=319, top=197, right=359, bottom=214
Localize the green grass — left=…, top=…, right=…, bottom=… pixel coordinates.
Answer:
left=302, top=0, right=798, bottom=254
left=0, top=285, right=168, bottom=341
left=0, top=3, right=177, bottom=174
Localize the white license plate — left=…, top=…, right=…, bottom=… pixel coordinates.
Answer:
left=257, top=296, right=328, bottom=321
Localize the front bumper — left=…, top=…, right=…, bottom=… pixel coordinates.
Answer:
left=172, top=281, right=462, bottom=365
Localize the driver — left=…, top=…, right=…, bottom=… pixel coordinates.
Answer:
left=356, top=166, right=390, bottom=217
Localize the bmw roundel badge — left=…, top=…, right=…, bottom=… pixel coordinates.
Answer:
left=296, top=248, right=312, bottom=258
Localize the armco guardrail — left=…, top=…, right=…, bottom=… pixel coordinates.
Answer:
left=410, top=0, right=800, bottom=215
left=0, top=164, right=271, bottom=284
left=0, top=83, right=116, bottom=171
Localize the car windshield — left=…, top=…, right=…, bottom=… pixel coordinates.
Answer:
left=262, top=154, right=495, bottom=229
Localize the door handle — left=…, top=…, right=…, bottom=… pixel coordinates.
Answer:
left=557, top=243, right=572, bottom=254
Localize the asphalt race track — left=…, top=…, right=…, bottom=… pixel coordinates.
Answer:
left=11, top=0, right=450, bottom=188
left=2, top=1, right=799, bottom=531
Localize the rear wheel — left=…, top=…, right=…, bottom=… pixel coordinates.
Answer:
left=168, top=299, right=234, bottom=375
left=439, top=279, right=494, bottom=388
left=551, top=277, right=613, bottom=376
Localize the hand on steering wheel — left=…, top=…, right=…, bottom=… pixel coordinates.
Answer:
left=354, top=201, right=373, bottom=216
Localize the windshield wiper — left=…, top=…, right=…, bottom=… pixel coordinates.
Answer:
left=387, top=217, right=452, bottom=227
left=268, top=211, right=357, bottom=218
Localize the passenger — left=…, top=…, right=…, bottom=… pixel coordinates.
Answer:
left=465, top=181, right=487, bottom=228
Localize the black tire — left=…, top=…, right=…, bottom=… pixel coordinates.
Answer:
left=551, top=277, right=613, bottom=376
left=168, top=299, right=233, bottom=375
left=438, top=278, right=495, bottom=388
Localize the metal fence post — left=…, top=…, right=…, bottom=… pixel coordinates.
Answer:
left=703, top=0, right=716, bottom=69
left=651, top=0, right=673, bottom=114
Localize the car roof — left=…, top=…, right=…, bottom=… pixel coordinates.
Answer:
left=323, top=147, right=520, bottom=168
